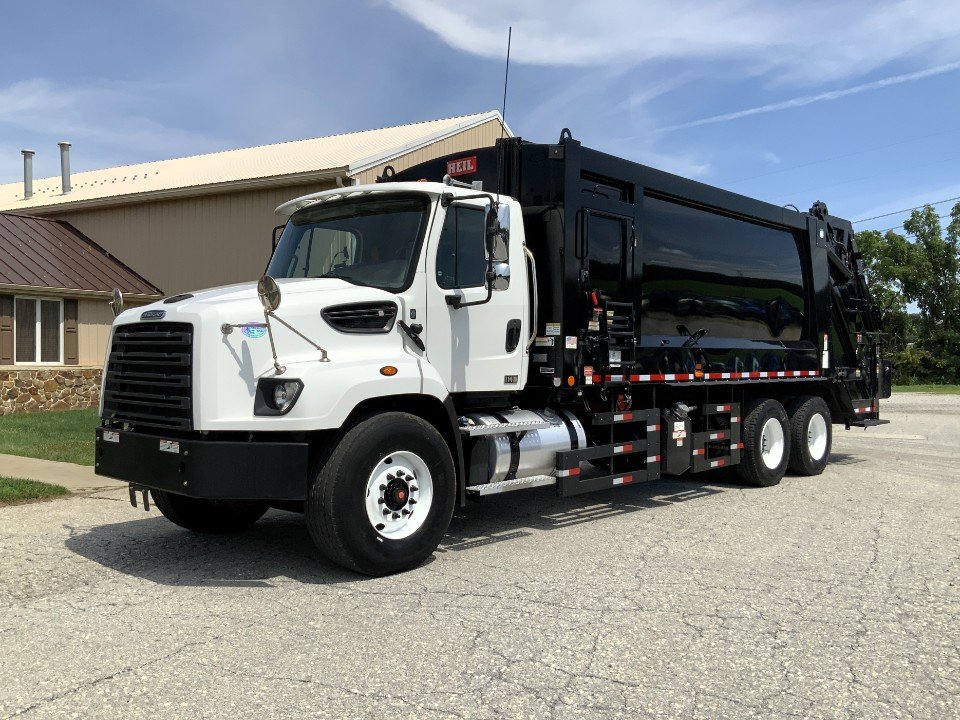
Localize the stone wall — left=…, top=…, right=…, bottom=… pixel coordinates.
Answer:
left=0, top=367, right=102, bottom=415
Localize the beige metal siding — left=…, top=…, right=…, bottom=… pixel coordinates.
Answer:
left=352, top=119, right=505, bottom=184
left=77, top=299, right=114, bottom=366
left=56, top=181, right=337, bottom=296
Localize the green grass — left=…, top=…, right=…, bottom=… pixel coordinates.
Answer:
left=0, top=409, right=99, bottom=466
left=0, top=477, right=70, bottom=506
left=893, top=384, right=960, bottom=394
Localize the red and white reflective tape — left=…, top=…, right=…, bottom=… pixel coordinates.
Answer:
left=556, top=467, right=581, bottom=477
left=614, top=443, right=633, bottom=454
left=693, top=448, right=705, bottom=456
left=647, top=454, right=661, bottom=463
left=709, top=431, right=728, bottom=440
left=613, top=412, right=634, bottom=422
left=590, top=370, right=820, bottom=384
left=647, top=424, right=660, bottom=432
left=853, top=403, right=879, bottom=414
left=702, top=370, right=820, bottom=380
left=710, top=458, right=726, bottom=468
left=612, top=474, right=634, bottom=485
left=730, top=416, right=740, bottom=423
left=735, top=442, right=744, bottom=449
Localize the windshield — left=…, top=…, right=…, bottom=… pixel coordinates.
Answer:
left=267, top=194, right=431, bottom=292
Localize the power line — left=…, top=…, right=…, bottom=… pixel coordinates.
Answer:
left=877, top=211, right=954, bottom=234
left=854, top=195, right=960, bottom=223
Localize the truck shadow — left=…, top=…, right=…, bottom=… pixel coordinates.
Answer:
left=63, top=476, right=741, bottom=587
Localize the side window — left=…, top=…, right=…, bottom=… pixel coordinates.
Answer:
left=436, top=206, right=486, bottom=289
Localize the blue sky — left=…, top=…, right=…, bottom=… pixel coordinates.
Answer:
left=1, top=0, right=958, bottom=234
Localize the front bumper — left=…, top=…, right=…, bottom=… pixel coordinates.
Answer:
left=95, top=428, right=309, bottom=501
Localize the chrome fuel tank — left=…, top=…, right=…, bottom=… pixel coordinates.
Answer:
left=464, top=408, right=586, bottom=484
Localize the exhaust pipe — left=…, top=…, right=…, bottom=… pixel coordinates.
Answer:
left=21, top=149, right=35, bottom=199
left=58, top=141, right=72, bottom=194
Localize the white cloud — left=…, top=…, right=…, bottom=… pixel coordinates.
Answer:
left=659, top=62, right=960, bottom=132
left=763, top=151, right=782, bottom=165
left=384, top=0, right=960, bottom=82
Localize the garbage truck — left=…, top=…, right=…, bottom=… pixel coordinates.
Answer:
left=95, top=130, right=892, bottom=575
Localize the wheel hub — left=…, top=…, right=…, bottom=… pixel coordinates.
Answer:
left=384, top=477, right=410, bottom=511
left=365, top=451, right=433, bottom=540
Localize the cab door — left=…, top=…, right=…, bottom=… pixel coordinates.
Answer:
left=424, top=199, right=527, bottom=393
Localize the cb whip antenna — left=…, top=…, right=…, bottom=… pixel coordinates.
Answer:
left=496, top=26, right=512, bottom=205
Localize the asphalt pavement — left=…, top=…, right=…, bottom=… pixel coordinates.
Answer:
left=0, top=392, right=957, bottom=719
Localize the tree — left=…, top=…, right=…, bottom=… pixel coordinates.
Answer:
left=856, top=201, right=960, bottom=383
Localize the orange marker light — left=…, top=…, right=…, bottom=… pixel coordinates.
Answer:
left=380, top=366, right=398, bottom=376
left=567, top=375, right=576, bottom=387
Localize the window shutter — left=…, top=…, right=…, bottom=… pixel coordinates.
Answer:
left=0, top=295, right=13, bottom=365
left=64, top=299, right=79, bottom=365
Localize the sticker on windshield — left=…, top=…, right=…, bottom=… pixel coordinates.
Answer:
left=241, top=324, right=267, bottom=339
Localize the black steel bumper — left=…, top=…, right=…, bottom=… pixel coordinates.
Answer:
left=95, top=428, right=309, bottom=501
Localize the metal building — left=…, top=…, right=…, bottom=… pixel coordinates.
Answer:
left=0, top=112, right=510, bottom=295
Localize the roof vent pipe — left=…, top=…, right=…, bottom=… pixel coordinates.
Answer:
left=58, top=141, right=72, bottom=194
left=21, top=150, right=35, bottom=199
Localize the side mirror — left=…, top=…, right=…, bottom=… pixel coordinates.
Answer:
left=488, top=203, right=510, bottom=261
left=257, top=275, right=281, bottom=312
left=492, top=262, right=510, bottom=291
left=109, top=288, right=124, bottom=317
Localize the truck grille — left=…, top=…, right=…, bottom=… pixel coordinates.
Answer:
left=102, top=322, right=193, bottom=431
left=322, top=302, right=398, bottom=333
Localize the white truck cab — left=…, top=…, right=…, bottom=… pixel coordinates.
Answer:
left=97, top=181, right=536, bottom=574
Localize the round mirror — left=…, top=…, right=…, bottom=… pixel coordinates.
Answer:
left=257, top=275, right=281, bottom=312
left=109, top=287, right=124, bottom=317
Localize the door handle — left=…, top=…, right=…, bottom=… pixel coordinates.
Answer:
left=505, top=319, right=522, bottom=353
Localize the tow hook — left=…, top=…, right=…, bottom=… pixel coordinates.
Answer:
left=128, top=483, right=151, bottom=511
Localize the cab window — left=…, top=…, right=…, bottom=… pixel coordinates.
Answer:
left=436, top=206, right=486, bottom=289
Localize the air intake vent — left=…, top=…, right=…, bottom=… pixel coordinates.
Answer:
left=322, top=302, right=398, bottom=334
left=102, top=322, right=193, bottom=431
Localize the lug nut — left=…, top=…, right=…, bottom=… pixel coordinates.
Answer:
left=380, top=484, right=386, bottom=491
left=378, top=498, right=385, bottom=504
left=382, top=509, right=389, bottom=516
left=401, top=509, right=410, bottom=516
left=392, top=512, right=400, bottom=519
left=409, top=499, right=417, bottom=505
left=410, top=486, right=418, bottom=493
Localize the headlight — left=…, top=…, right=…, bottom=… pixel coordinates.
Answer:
left=254, top=378, right=303, bottom=416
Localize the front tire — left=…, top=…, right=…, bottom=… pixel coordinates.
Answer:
left=736, top=399, right=791, bottom=487
left=151, top=490, right=268, bottom=533
left=306, top=412, right=456, bottom=576
left=786, top=396, right=832, bottom=476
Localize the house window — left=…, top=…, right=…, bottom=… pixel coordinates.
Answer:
left=14, top=297, right=62, bottom=364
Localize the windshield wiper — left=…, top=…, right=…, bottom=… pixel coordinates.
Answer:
left=315, top=271, right=370, bottom=288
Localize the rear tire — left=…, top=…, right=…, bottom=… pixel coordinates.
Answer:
left=736, top=399, right=791, bottom=487
left=306, top=412, right=456, bottom=576
left=786, top=396, right=832, bottom=476
left=151, top=490, right=268, bottom=533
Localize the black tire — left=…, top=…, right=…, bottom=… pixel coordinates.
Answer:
left=151, top=490, right=269, bottom=533
left=786, top=396, right=832, bottom=476
left=306, top=412, right=456, bottom=576
left=735, top=399, right=791, bottom=487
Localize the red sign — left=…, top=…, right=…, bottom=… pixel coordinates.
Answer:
left=446, top=155, right=477, bottom=177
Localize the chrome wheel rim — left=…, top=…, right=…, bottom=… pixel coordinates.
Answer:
left=807, top=413, right=828, bottom=461
left=760, top=417, right=785, bottom=470
left=364, top=451, right=433, bottom=540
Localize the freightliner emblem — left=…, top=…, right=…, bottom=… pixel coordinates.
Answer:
left=141, top=309, right=166, bottom=320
